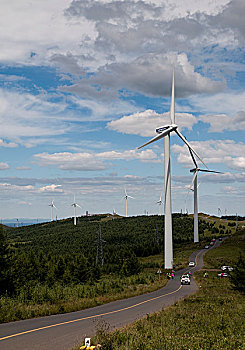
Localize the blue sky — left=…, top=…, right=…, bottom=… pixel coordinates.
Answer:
left=0, top=0, right=244, bottom=220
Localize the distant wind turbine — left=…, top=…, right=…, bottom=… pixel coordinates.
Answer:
left=138, top=68, right=207, bottom=269
left=123, top=189, right=134, bottom=217
left=49, top=200, right=57, bottom=221
left=156, top=193, right=163, bottom=216
left=71, top=195, right=82, bottom=225
left=188, top=147, right=222, bottom=242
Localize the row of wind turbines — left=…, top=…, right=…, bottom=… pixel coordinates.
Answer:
left=49, top=196, right=81, bottom=226
left=49, top=69, right=221, bottom=270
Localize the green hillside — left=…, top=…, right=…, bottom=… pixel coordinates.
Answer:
left=0, top=214, right=237, bottom=322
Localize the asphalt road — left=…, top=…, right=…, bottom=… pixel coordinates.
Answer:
left=0, top=240, right=221, bottom=350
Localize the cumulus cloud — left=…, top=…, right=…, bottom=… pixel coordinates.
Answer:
left=108, top=109, right=197, bottom=137
left=62, top=53, right=224, bottom=100
left=34, top=148, right=159, bottom=171
left=39, top=184, right=64, bottom=193
left=172, top=139, right=245, bottom=170
left=190, top=91, right=245, bottom=115
left=199, top=111, right=245, bottom=132
left=0, top=0, right=94, bottom=64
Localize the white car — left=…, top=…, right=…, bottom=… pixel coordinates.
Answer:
left=221, top=266, right=233, bottom=271
left=218, top=272, right=230, bottom=277
left=189, top=261, right=195, bottom=267
left=181, top=275, right=190, bottom=285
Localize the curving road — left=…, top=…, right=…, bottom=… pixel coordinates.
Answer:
left=0, top=240, right=220, bottom=350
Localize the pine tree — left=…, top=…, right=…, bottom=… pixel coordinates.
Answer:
left=0, top=226, right=9, bottom=294
left=230, top=254, right=245, bottom=294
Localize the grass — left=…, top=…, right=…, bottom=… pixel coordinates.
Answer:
left=0, top=272, right=166, bottom=323
left=74, top=231, right=245, bottom=350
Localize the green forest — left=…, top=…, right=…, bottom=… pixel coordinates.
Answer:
left=0, top=214, right=235, bottom=322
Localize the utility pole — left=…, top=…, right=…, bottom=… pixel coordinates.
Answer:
left=95, top=225, right=106, bottom=266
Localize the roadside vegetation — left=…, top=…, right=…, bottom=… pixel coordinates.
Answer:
left=82, top=230, right=245, bottom=350
left=0, top=214, right=243, bottom=323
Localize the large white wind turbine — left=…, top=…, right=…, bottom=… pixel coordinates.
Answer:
left=71, top=195, right=82, bottom=226
left=138, top=69, right=207, bottom=269
left=123, top=189, right=134, bottom=217
left=188, top=148, right=221, bottom=243
left=156, top=193, right=163, bottom=216
left=49, top=200, right=57, bottom=221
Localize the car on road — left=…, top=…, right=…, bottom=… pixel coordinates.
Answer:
left=218, top=272, right=230, bottom=277
left=181, top=275, right=191, bottom=285
left=210, top=242, right=214, bottom=246
left=211, top=238, right=216, bottom=242
left=221, top=265, right=233, bottom=271
left=189, top=261, right=195, bottom=267
left=219, top=237, right=223, bottom=241
left=204, top=245, right=209, bottom=249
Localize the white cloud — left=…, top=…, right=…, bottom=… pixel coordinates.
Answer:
left=0, top=162, right=10, bottom=170
left=39, top=184, right=63, bottom=193
left=172, top=139, right=245, bottom=170
left=0, top=88, right=71, bottom=144
left=0, top=0, right=95, bottom=64
left=199, top=111, right=245, bottom=132
left=108, top=109, right=197, bottom=137
left=34, top=148, right=159, bottom=171
left=0, top=183, right=34, bottom=191
left=190, top=91, right=245, bottom=115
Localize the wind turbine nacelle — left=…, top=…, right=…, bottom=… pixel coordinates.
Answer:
left=156, top=124, right=177, bottom=134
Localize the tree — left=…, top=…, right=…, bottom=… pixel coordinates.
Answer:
left=230, top=254, right=245, bottom=294
left=0, top=226, right=10, bottom=294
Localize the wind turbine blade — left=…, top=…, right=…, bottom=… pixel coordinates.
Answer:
left=190, top=170, right=198, bottom=190
left=170, top=68, right=175, bottom=124
left=199, top=169, right=222, bottom=174
left=127, top=195, right=134, bottom=199
left=138, top=126, right=174, bottom=149
left=175, top=129, right=209, bottom=169
left=188, top=147, right=198, bottom=168
left=187, top=170, right=197, bottom=193
left=76, top=204, right=82, bottom=208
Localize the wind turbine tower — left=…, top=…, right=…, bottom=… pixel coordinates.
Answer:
left=123, top=189, right=134, bottom=217
left=188, top=148, right=221, bottom=243
left=138, top=69, right=207, bottom=268
left=49, top=200, right=57, bottom=221
left=71, top=195, right=81, bottom=225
